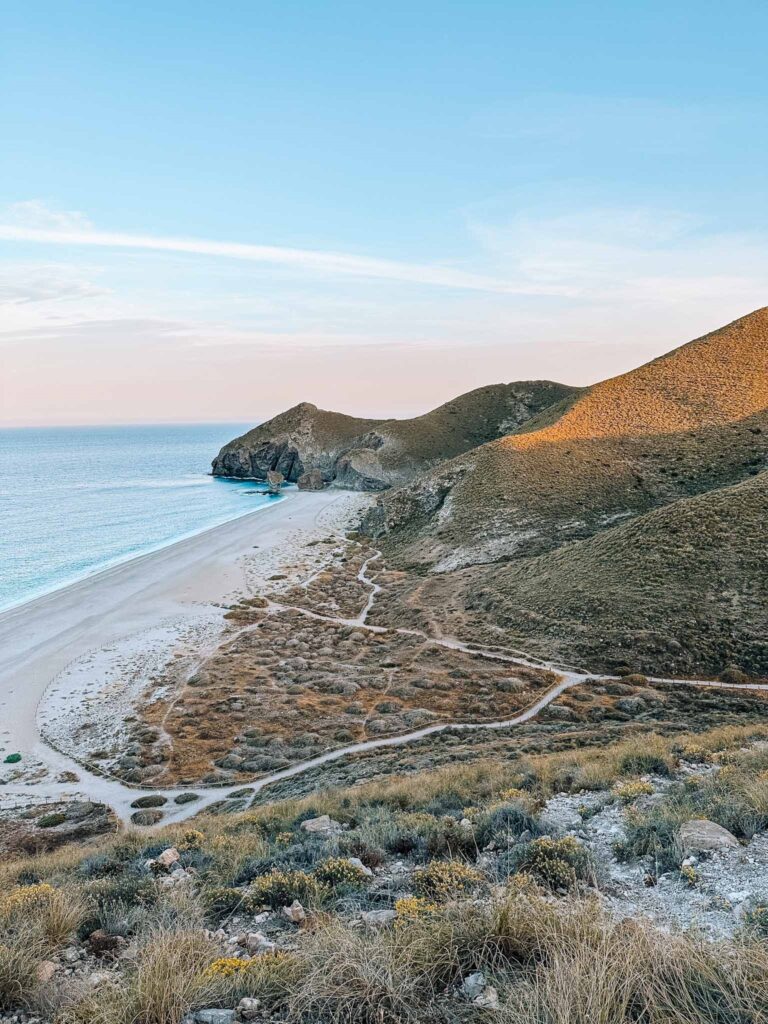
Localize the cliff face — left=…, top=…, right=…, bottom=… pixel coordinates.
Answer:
left=211, top=382, right=577, bottom=491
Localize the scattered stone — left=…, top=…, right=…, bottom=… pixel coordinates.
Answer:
left=237, top=998, right=262, bottom=1021
left=475, top=986, right=500, bottom=1010
left=460, top=971, right=488, bottom=1001
left=282, top=899, right=306, bottom=923
left=195, top=1012, right=235, bottom=1024
left=35, top=960, right=57, bottom=983
left=347, top=856, right=373, bottom=876
left=245, top=931, right=276, bottom=954
left=679, top=819, right=740, bottom=854
left=300, top=814, right=341, bottom=834
left=155, top=846, right=181, bottom=869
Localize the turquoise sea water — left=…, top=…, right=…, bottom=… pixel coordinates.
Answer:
left=0, top=423, right=276, bottom=612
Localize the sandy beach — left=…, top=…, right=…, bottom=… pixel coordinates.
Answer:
left=0, top=488, right=370, bottom=814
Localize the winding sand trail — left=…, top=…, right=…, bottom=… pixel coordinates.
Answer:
left=2, top=490, right=768, bottom=829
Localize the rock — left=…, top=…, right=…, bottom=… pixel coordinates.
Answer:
left=36, top=960, right=57, bottom=984
left=300, top=814, right=341, bottom=834
left=679, top=819, right=739, bottom=854
left=460, top=971, right=488, bottom=1001
left=245, top=931, right=276, bottom=954
left=156, top=846, right=181, bottom=869
left=297, top=468, right=326, bottom=490
left=332, top=449, right=390, bottom=491
left=616, top=697, right=646, bottom=715
left=236, top=998, right=262, bottom=1021
left=361, top=909, right=396, bottom=928
left=475, top=986, right=500, bottom=1010
left=282, top=900, right=306, bottom=923
left=195, top=1012, right=235, bottom=1024
left=88, top=971, right=116, bottom=988
left=266, top=470, right=284, bottom=495
left=347, top=856, right=374, bottom=877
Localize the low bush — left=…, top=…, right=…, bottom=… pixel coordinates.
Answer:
left=614, top=804, right=686, bottom=874
left=313, top=858, right=370, bottom=890
left=511, top=837, right=596, bottom=892
left=248, top=870, right=322, bottom=910
left=37, top=812, right=67, bottom=829
left=412, top=860, right=484, bottom=901
left=474, top=800, right=539, bottom=848
left=0, top=883, right=85, bottom=948
left=613, top=779, right=654, bottom=803
left=205, top=950, right=301, bottom=1006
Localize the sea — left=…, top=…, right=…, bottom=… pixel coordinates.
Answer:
left=0, top=422, right=278, bottom=612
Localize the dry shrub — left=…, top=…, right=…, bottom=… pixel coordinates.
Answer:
left=287, top=903, right=489, bottom=1023
left=0, top=927, right=49, bottom=1011
left=126, top=927, right=219, bottom=1024
left=58, top=927, right=220, bottom=1024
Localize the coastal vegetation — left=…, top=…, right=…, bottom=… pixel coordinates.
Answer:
left=5, top=721, right=768, bottom=1022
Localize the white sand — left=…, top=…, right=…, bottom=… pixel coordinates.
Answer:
left=0, top=488, right=369, bottom=807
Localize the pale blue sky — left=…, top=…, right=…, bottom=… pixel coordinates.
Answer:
left=1, top=1, right=767, bottom=425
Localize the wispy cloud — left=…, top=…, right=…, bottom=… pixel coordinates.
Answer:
left=4, top=200, right=94, bottom=232
left=0, top=212, right=568, bottom=297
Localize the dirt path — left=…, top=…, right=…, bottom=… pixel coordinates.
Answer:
left=4, top=539, right=768, bottom=830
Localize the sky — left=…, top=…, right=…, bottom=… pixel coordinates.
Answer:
left=1, top=1, right=767, bottom=427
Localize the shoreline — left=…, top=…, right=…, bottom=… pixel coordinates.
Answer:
left=0, top=486, right=287, bottom=619
left=0, top=488, right=369, bottom=802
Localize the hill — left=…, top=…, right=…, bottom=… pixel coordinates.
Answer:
left=379, top=469, right=768, bottom=676
left=364, top=308, right=768, bottom=570
left=211, top=381, right=577, bottom=490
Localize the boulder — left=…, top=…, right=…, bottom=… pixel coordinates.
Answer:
left=347, top=856, right=374, bottom=877
left=266, top=470, right=284, bottom=495
left=36, top=960, right=57, bottom=984
left=297, top=468, right=326, bottom=490
left=300, top=814, right=341, bottom=834
left=236, top=999, right=262, bottom=1022
left=282, top=900, right=306, bottom=923
left=156, top=846, right=180, bottom=869
left=245, top=931, right=276, bottom=954
left=460, top=972, right=488, bottom=1001
left=195, top=1012, right=235, bottom=1024
left=678, top=819, right=739, bottom=854
left=131, top=809, right=164, bottom=826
